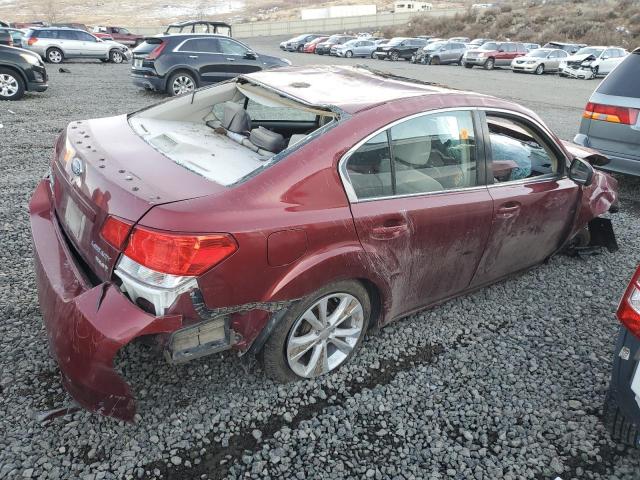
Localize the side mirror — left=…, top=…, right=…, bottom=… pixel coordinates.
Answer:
left=244, top=50, right=257, bottom=60
left=498, top=48, right=505, bottom=53
left=569, top=157, right=594, bottom=186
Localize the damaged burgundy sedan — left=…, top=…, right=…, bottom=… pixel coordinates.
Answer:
left=30, top=66, right=618, bottom=420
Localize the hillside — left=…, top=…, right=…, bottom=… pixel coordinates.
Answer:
left=389, top=0, right=640, bottom=48
left=0, top=0, right=399, bottom=27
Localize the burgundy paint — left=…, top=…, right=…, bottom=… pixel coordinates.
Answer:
left=29, top=67, right=619, bottom=420
left=267, top=229, right=308, bottom=267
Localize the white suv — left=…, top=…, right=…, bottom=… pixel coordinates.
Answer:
left=22, top=27, right=131, bottom=64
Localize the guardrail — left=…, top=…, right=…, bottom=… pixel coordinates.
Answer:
left=125, top=9, right=463, bottom=38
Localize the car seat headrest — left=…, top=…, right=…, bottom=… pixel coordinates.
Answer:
left=221, top=102, right=251, bottom=134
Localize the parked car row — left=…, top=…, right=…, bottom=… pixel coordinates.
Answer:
left=280, top=32, right=628, bottom=79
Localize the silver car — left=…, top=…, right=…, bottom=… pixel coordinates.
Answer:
left=22, top=27, right=131, bottom=64
left=412, top=41, right=467, bottom=65
left=574, top=48, right=640, bottom=176
left=335, top=38, right=378, bottom=58
left=511, top=48, right=567, bottom=75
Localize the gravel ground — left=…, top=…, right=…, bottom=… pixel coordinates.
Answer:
left=1, top=51, right=640, bottom=480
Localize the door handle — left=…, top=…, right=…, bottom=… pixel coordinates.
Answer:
left=371, top=223, right=409, bottom=240
left=188, top=55, right=198, bottom=58
left=497, top=201, right=521, bottom=216
left=226, top=57, right=235, bottom=61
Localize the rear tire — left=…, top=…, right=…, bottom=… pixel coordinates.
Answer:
left=0, top=67, right=25, bottom=100
left=604, top=389, right=640, bottom=447
left=260, top=280, right=371, bottom=383
left=167, top=71, right=197, bottom=96
left=46, top=47, right=63, bottom=64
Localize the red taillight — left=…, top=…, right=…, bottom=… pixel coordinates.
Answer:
left=583, top=102, right=639, bottom=125
left=101, top=216, right=133, bottom=249
left=123, top=227, right=237, bottom=276
left=617, top=265, right=640, bottom=339
left=146, top=42, right=166, bottom=60
left=27, top=37, right=37, bottom=46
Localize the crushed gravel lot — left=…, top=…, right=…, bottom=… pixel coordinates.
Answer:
left=1, top=53, right=640, bottom=480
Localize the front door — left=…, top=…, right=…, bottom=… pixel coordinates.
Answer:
left=217, top=37, right=262, bottom=75
left=470, top=111, right=580, bottom=287
left=344, top=110, right=494, bottom=320
left=175, top=37, right=230, bottom=83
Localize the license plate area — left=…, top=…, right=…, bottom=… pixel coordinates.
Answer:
left=63, top=195, right=87, bottom=245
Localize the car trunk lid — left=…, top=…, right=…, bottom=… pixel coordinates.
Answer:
left=51, top=114, right=221, bottom=281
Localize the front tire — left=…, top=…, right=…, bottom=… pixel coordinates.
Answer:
left=535, top=63, right=545, bottom=75
left=463, top=62, right=473, bottom=69
left=109, top=49, right=124, bottom=64
left=167, top=71, right=197, bottom=96
left=429, top=56, right=440, bottom=65
left=297, top=45, right=303, bottom=52
left=0, top=68, right=25, bottom=100
left=484, top=57, right=495, bottom=70
left=390, top=50, right=399, bottom=61
left=46, top=47, right=63, bottom=64
left=261, top=280, right=371, bottom=383
left=345, top=50, right=353, bottom=58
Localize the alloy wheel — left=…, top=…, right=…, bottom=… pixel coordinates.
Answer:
left=0, top=73, right=18, bottom=98
left=535, top=64, right=544, bottom=75
left=48, top=49, right=62, bottom=63
left=111, top=51, right=123, bottom=63
left=390, top=51, right=399, bottom=61
left=172, top=75, right=195, bottom=95
left=286, top=293, right=365, bottom=378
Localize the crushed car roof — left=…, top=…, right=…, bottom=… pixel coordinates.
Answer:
left=241, top=65, right=464, bottom=114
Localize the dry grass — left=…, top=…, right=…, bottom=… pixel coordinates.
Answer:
left=389, top=0, right=640, bottom=49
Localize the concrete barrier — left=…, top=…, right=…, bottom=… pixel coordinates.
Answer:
left=125, top=9, right=462, bottom=38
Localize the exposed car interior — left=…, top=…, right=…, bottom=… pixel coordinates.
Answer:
left=129, top=80, right=336, bottom=185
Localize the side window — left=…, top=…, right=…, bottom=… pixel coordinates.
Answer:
left=194, top=24, right=210, bottom=33
left=603, top=49, right=615, bottom=59
left=391, top=111, right=478, bottom=195
left=218, top=38, right=248, bottom=55
left=179, top=38, right=221, bottom=53
left=346, top=132, right=393, bottom=200
left=486, top=114, right=560, bottom=183
left=78, top=31, right=96, bottom=42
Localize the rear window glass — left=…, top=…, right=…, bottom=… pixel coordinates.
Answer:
left=134, top=39, right=162, bottom=54
left=597, top=52, right=640, bottom=98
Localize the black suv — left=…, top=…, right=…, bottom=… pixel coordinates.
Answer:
left=131, top=34, right=290, bottom=96
left=0, top=44, right=48, bottom=100
left=374, top=37, right=427, bottom=61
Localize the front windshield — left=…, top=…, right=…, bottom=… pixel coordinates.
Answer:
left=528, top=49, right=550, bottom=58
left=425, top=41, right=445, bottom=51
left=576, top=47, right=604, bottom=57
left=342, top=40, right=358, bottom=47
left=470, top=39, right=486, bottom=45
left=479, top=42, right=498, bottom=50
left=387, top=37, right=407, bottom=46
left=326, top=35, right=341, bottom=42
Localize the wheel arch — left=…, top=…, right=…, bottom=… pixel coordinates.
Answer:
left=165, top=66, right=200, bottom=89
left=0, top=64, right=28, bottom=91
left=265, top=246, right=393, bottom=329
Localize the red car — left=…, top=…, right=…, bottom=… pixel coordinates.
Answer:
left=303, top=36, right=328, bottom=53
left=93, top=26, right=143, bottom=47
left=463, top=41, right=527, bottom=69
left=29, top=66, right=618, bottom=420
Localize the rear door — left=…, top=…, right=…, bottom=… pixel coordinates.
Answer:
left=344, top=109, right=494, bottom=320
left=175, top=37, right=229, bottom=83
left=469, top=111, right=579, bottom=287
left=583, top=51, right=640, bottom=163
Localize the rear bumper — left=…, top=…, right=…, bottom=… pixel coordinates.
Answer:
left=573, top=135, right=640, bottom=177
left=609, top=326, right=640, bottom=437
left=29, top=179, right=182, bottom=421
left=131, top=71, right=164, bottom=91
